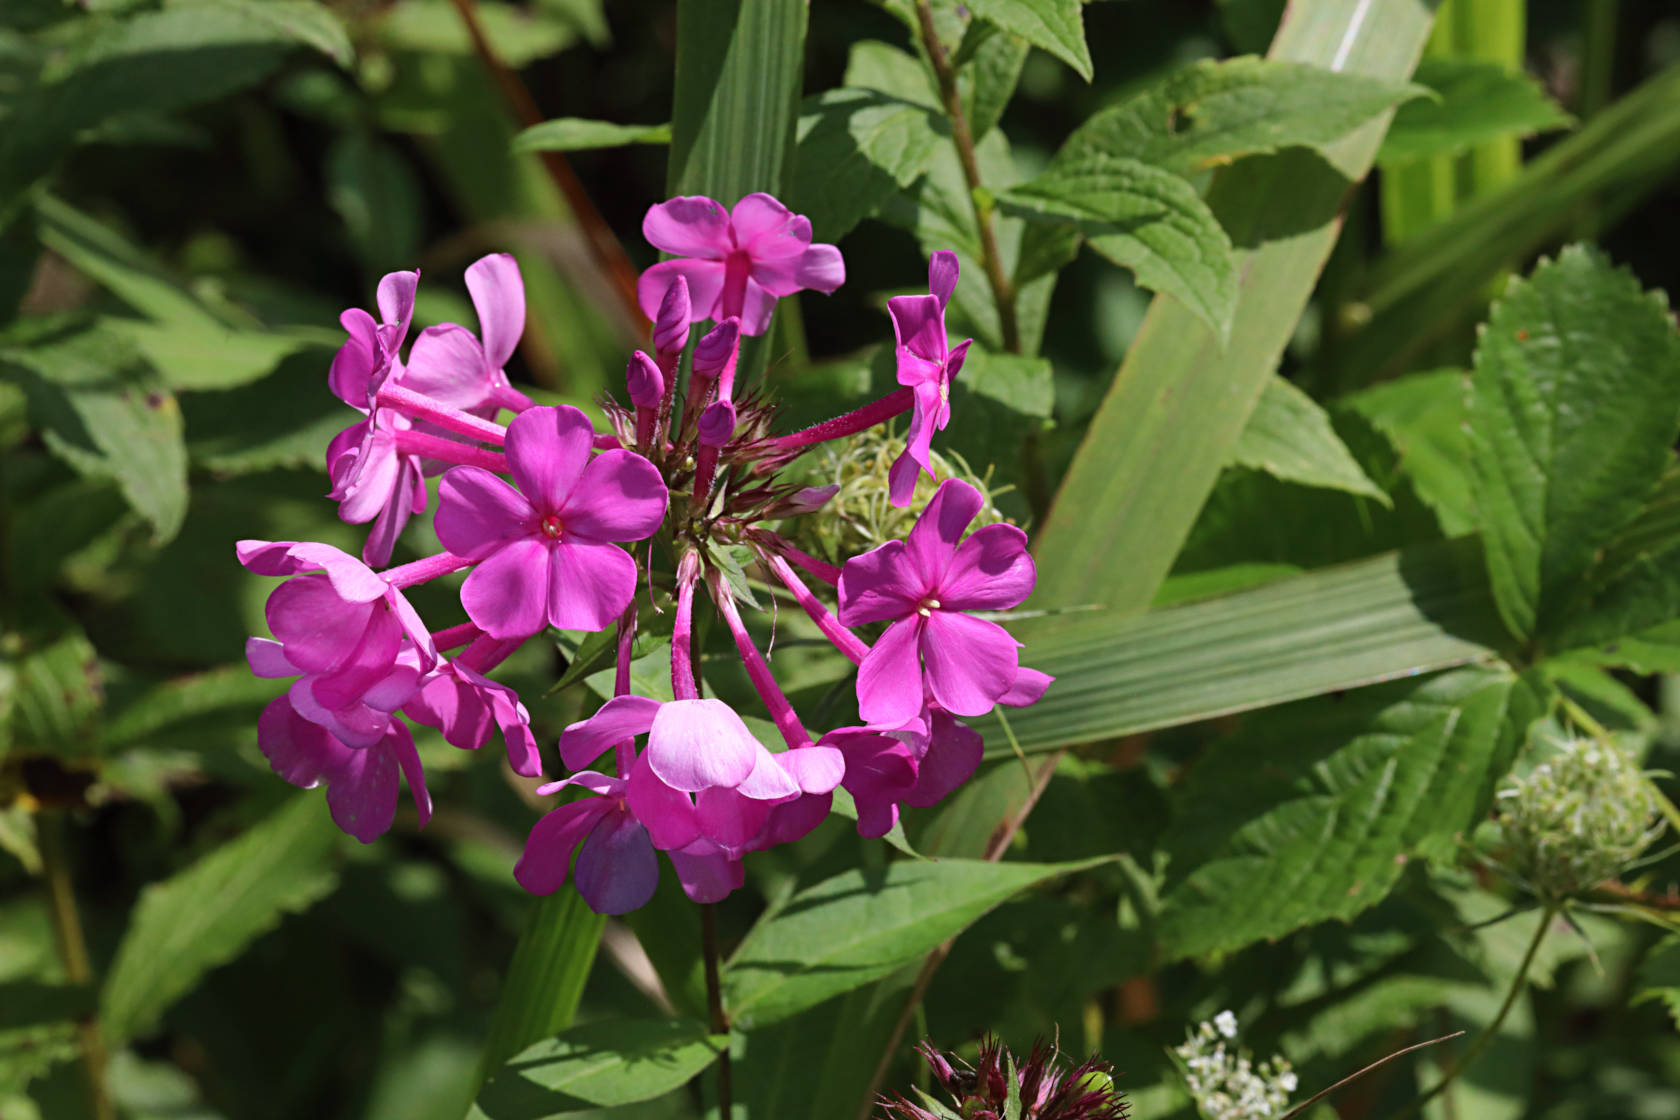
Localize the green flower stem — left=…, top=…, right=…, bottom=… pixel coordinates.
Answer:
left=40, top=812, right=114, bottom=1120
left=1394, top=904, right=1556, bottom=1120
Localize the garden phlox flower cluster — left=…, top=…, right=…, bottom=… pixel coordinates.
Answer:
left=880, top=1036, right=1129, bottom=1120
left=237, top=192, right=1050, bottom=914
left=1174, top=1013, right=1296, bottom=1120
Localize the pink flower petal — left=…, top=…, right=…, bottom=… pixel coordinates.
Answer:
left=755, top=792, right=833, bottom=848
left=1000, top=667, right=1053, bottom=708
left=669, top=840, right=743, bottom=903
left=514, top=800, right=611, bottom=894
left=376, top=270, right=419, bottom=340
left=401, top=324, right=490, bottom=410
left=729, top=193, right=809, bottom=258
left=751, top=243, right=846, bottom=299
left=246, top=638, right=298, bottom=679
left=921, top=611, right=1019, bottom=718
left=575, top=812, right=659, bottom=914
left=309, top=605, right=403, bottom=711
left=644, top=196, right=732, bottom=258
left=547, top=538, right=637, bottom=632
left=329, top=310, right=378, bottom=407
left=735, top=277, right=778, bottom=337
left=645, top=698, right=758, bottom=793
left=559, top=694, right=661, bottom=771
left=257, top=695, right=345, bottom=788
left=888, top=293, right=948, bottom=366
left=359, top=459, right=420, bottom=568
left=777, top=744, right=846, bottom=794
left=697, top=786, right=774, bottom=849
left=937, top=523, right=1035, bottom=611
left=626, top=753, right=702, bottom=850
left=467, top=252, right=525, bottom=372
left=558, top=450, right=668, bottom=541
left=734, top=746, right=802, bottom=802
left=385, top=719, right=431, bottom=828
left=504, top=405, right=595, bottom=515
left=265, top=575, right=376, bottom=674
left=326, top=740, right=399, bottom=843
left=237, top=540, right=387, bottom=601
left=292, top=676, right=389, bottom=749
left=827, top=729, right=918, bottom=838
left=856, top=616, right=928, bottom=726
left=637, top=258, right=726, bottom=324
left=904, top=479, right=983, bottom=589
left=928, top=251, right=959, bottom=308
left=435, top=467, right=535, bottom=561
left=838, top=540, right=924, bottom=626
left=460, top=537, right=550, bottom=639
left=905, top=713, right=982, bottom=808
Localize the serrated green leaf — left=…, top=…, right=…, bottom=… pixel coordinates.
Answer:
left=1635, top=936, right=1680, bottom=1030
left=790, top=88, right=946, bottom=243
left=1378, top=56, right=1573, bottom=165
left=470, top=1019, right=725, bottom=1118
left=965, top=0, right=1090, bottom=81
left=842, top=39, right=937, bottom=108
left=1553, top=465, right=1680, bottom=655
left=991, top=540, right=1508, bottom=756
left=1054, top=55, right=1424, bottom=179
left=962, top=28, right=1028, bottom=139
left=1468, top=245, right=1680, bottom=643
left=512, top=117, right=671, bottom=153
left=1, top=323, right=187, bottom=542
left=1232, top=376, right=1388, bottom=501
left=1158, top=666, right=1540, bottom=959
left=0, top=609, right=102, bottom=761
left=1345, top=368, right=1476, bottom=536
left=723, top=856, right=1111, bottom=1028
left=101, top=795, right=343, bottom=1043
left=1000, top=154, right=1237, bottom=340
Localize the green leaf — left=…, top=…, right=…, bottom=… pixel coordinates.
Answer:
left=964, top=0, right=1091, bottom=82
left=1553, top=465, right=1680, bottom=654
left=377, top=0, right=579, bottom=66
left=106, top=318, right=336, bottom=392
left=1231, top=376, right=1388, bottom=502
left=1158, top=666, right=1540, bottom=959
left=1000, top=154, right=1237, bottom=341
left=1345, top=368, right=1477, bottom=536
left=1467, top=246, right=1680, bottom=643
left=101, top=795, right=343, bottom=1043
left=512, top=117, right=672, bottom=153
left=962, top=28, right=1029, bottom=139
left=1, top=322, right=188, bottom=542
left=181, top=350, right=348, bottom=473
left=100, top=665, right=278, bottom=754
left=327, top=131, right=425, bottom=273
left=1378, top=57, right=1573, bottom=165
left=993, top=540, right=1507, bottom=755
left=470, top=1019, right=726, bottom=1119
left=790, top=88, right=945, bottom=243
left=176, top=0, right=353, bottom=66
left=1030, top=4, right=1437, bottom=615
left=0, top=609, right=102, bottom=761
left=842, top=39, right=937, bottom=108
left=1635, top=937, right=1680, bottom=1030
left=473, top=892, right=606, bottom=1090
left=723, top=856, right=1110, bottom=1028
left=1054, top=55, right=1424, bottom=179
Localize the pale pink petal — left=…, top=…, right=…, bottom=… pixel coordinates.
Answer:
left=697, top=787, right=774, bottom=849
left=467, top=253, right=525, bottom=371
left=669, top=840, right=743, bottom=904
left=838, top=540, right=924, bottom=626
left=729, top=193, right=809, bottom=258
left=326, top=741, right=399, bottom=843
left=435, top=467, right=536, bottom=560
left=1000, top=667, right=1053, bottom=708
left=856, top=617, right=928, bottom=726
left=904, top=479, right=983, bottom=589
left=460, top=537, right=551, bottom=639
left=376, top=270, right=419, bottom=339
left=645, top=698, right=758, bottom=793
left=921, top=611, right=1019, bottom=718
left=547, top=539, right=637, bottom=632
left=504, top=405, right=595, bottom=514
left=575, top=812, right=659, bottom=914
left=385, top=719, right=432, bottom=828
left=777, top=744, right=846, bottom=794
left=515, top=800, right=611, bottom=894
left=637, top=258, right=726, bottom=324
left=559, top=694, right=661, bottom=771
left=644, top=196, right=732, bottom=258
left=400, top=324, right=489, bottom=410
left=905, top=713, right=982, bottom=807
left=626, top=754, right=702, bottom=850
left=336, top=431, right=400, bottom=524
left=734, top=746, right=801, bottom=802
left=246, top=638, right=298, bottom=679
left=928, top=250, right=959, bottom=308
left=937, top=523, right=1035, bottom=611
left=558, top=450, right=668, bottom=542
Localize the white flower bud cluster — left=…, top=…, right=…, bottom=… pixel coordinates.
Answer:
left=1495, top=734, right=1665, bottom=901
left=1174, top=1012, right=1297, bottom=1120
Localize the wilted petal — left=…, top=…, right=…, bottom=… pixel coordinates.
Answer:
left=637, top=259, right=726, bottom=326
left=514, top=799, right=611, bottom=894
left=559, top=694, right=661, bottom=771
left=505, top=406, right=594, bottom=514
left=838, top=540, right=924, bottom=626
left=937, top=523, right=1035, bottom=611
left=547, top=538, right=636, bottom=632
left=460, top=537, right=550, bottom=639
left=644, top=196, right=732, bottom=258
left=856, top=617, right=927, bottom=726
left=645, top=698, right=758, bottom=793
left=467, top=252, right=525, bottom=371
left=921, top=611, right=1019, bottom=717
left=575, top=811, right=659, bottom=914
left=559, top=449, right=668, bottom=541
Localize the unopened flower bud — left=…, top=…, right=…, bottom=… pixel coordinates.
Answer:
left=698, top=400, right=737, bottom=447
left=654, top=275, right=691, bottom=357
left=784, top=485, right=838, bottom=515
left=693, top=317, right=741, bottom=378
left=626, top=350, right=663, bottom=408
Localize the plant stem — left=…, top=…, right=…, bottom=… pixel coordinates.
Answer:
left=40, top=813, right=114, bottom=1120
left=700, top=902, right=733, bottom=1120
left=914, top=1, right=1018, bottom=355
left=1395, top=905, right=1556, bottom=1119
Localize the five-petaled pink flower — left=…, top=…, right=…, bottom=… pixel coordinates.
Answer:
left=637, top=193, right=844, bottom=336
left=887, top=251, right=971, bottom=507
left=839, top=479, right=1036, bottom=725
left=434, top=405, right=668, bottom=638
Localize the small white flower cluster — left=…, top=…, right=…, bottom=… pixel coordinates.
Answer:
left=1174, top=1012, right=1297, bottom=1120
left=1495, top=734, right=1665, bottom=900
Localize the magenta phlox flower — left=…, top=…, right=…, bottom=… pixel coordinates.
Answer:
left=821, top=709, right=982, bottom=838
left=637, top=193, right=844, bottom=336
left=886, top=251, right=971, bottom=507
left=399, top=254, right=528, bottom=415
left=515, top=771, right=659, bottom=914
left=839, top=479, right=1036, bottom=724
left=434, top=405, right=667, bottom=638
left=247, top=636, right=422, bottom=749
left=257, top=695, right=431, bottom=843
left=404, top=659, right=541, bottom=777
left=326, top=409, right=429, bottom=567
left=329, top=270, right=418, bottom=410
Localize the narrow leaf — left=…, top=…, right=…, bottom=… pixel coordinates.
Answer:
left=1378, top=56, right=1573, bottom=165
left=471, top=1019, right=726, bottom=1119
left=1232, top=376, right=1388, bottom=502
left=1000, top=154, right=1237, bottom=340
left=723, top=856, right=1110, bottom=1028
left=101, top=795, right=342, bottom=1043
left=513, top=117, right=672, bottom=153
left=965, top=0, right=1091, bottom=81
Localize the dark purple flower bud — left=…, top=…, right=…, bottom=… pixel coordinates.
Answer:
left=653, top=275, right=691, bottom=357
left=697, top=400, right=737, bottom=447
left=692, top=317, right=741, bottom=378
left=626, top=350, right=663, bottom=408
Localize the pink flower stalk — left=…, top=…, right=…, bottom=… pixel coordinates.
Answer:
left=886, top=251, right=971, bottom=506
left=839, top=479, right=1036, bottom=725
left=434, top=405, right=668, bottom=638
left=637, top=193, right=844, bottom=336
left=258, top=694, right=431, bottom=844
left=398, top=253, right=534, bottom=415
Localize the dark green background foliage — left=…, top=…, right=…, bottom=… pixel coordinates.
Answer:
left=5, top=2, right=1680, bottom=1119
